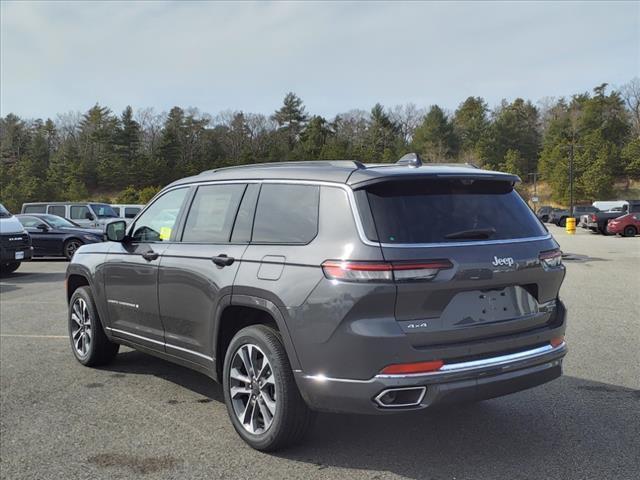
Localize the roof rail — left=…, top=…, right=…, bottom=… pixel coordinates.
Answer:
left=199, top=160, right=366, bottom=176
left=396, top=153, right=423, bottom=168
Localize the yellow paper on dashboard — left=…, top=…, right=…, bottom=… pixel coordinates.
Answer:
left=159, top=226, right=172, bottom=240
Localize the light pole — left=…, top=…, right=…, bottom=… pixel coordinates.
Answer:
left=562, top=141, right=582, bottom=217
left=528, top=172, right=540, bottom=213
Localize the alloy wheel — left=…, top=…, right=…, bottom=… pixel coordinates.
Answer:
left=229, top=343, right=277, bottom=435
left=66, top=240, right=81, bottom=259
left=70, top=297, right=92, bottom=357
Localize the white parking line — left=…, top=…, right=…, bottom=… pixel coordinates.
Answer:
left=0, top=334, right=67, bottom=339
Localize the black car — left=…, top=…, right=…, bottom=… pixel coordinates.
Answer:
left=549, top=205, right=599, bottom=227
left=536, top=206, right=553, bottom=222
left=17, top=214, right=105, bottom=260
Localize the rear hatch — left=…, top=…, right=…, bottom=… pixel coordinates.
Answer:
left=356, top=176, right=565, bottom=348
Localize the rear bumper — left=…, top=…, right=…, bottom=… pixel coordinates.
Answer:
left=0, top=245, right=33, bottom=262
left=295, top=342, right=567, bottom=414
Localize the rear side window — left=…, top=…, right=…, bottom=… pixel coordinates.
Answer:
left=124, top=207, right=140, bottom=218
left=18, top=216, right=42, bottom=228
left=47, top=205, right=66, bottom=217
left=182, top=184, right=246, bottom=243
left=23, top=205, right=46, bottom=214
left=252, top=184, right=319, bottom=244
left=70, top=205, right=91, bottom=220
left=364, top=179, right=547, bottom=244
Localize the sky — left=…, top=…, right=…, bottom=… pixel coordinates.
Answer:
left=1, top=1, right=638, bottom=120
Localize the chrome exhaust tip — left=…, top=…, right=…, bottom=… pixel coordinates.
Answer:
left=374, top=386, right=426, bottom=408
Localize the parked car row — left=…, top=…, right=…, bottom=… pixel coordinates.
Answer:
left=1, top=202, right=117, bottom=273
left=16, top=214, right=105, bottom=260
left=21, top=202, right=143, bottom=228
left=536, top=200, right=640, bottom=236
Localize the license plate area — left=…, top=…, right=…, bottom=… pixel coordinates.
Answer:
left=399, top=286, right=540, bottom=334
left=15, top=251, right=25, bottom=260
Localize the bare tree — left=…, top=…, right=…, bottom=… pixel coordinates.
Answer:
left=135, top=107, right=166, bottom=154
left=55, top=111, right=82, bottom=141
left=620, top=77, right=640, bottom=137
left=389, top=103, right=425, bottom=143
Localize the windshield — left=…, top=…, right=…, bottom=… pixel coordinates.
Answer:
left=363, top=178, right=547, bottom=244
left=90, top=203, right=118, bottom=218
left=0, top=204, right=11, bottom=218
left=40, top=214, right=78, bottom=228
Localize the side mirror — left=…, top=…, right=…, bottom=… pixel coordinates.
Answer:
left=106, top=220, right=127, bottom=242
left=36, top=223, right=49, bottom=231
left=85, top=212, right=95, bottom=220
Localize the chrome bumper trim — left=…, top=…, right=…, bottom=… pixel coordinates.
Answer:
left=301, top=342, right=566, bottom=384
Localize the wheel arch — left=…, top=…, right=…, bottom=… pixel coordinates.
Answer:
left=66, top=264, right=111, bottom=335
left=214, top=294, right=301, bottom=381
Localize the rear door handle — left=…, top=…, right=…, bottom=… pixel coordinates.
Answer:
left=142, top=250, right=159, bottom=261
left=212, top=254, right=235, bottom=267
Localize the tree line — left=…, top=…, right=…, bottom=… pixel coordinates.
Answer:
left=1, top=79, right=638, bottom=212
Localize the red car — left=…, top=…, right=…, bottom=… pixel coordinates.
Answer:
left=607, top=212, right=640, bottom=237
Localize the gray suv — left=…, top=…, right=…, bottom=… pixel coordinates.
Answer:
left=66, top=155, right=567, bottom=451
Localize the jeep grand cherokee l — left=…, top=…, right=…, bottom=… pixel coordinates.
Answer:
left=65, top=154, right=567, bottom=451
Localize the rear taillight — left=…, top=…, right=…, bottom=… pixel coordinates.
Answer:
left=590, top=214, right=597, bottom=222
left=321, top=260, right=453, bottom=283
left=539, top=249, right=562, bottom=269
left=550, top=336, right=565, bottom=348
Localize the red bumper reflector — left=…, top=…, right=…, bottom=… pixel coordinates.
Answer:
left=550, top=336, right=565, bottom=348
left=380, top=360, right=444, bottom=375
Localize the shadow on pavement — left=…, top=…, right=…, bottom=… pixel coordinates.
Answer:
left=101, top=350, right=639, bottom=479
left=0, top=271, right=66, bottom=284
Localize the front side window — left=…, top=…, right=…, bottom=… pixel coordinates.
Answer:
left=70, top=206, right=91, bottom=220
left=182, top=184, right=246, bottom=243
left=112, top=207, right=121, bottom=216
left=0, top=204, right=11, bottom=218
left=47, top=205, right=66, bottom=217
left=90, top=203, right=118, bottom=218
left=131, top=188, right=188, bottom=242
left=124, top=207, right=140, bottom=219
left=252, top=184, right=319, bottom=244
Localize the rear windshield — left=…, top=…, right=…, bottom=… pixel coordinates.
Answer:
left=363, top=179, right=546, bottom=244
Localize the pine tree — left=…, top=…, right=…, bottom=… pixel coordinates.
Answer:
left=412, top=105, right=459, bottom=161
left=272, top=92, right=308, bottom=153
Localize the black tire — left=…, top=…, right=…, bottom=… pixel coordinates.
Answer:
left=0, top=262, right=21, bottom=274
left=68, top=286, right=119, bottom=366
left=223, top=324, right=314, bottom=451
left=623, top=226, right=637, bottom=237
left=600, top=222, right=611, bottom=235
left=64, top=238, right=83, bottom=260
left=541, top=215, right=549, bottom=223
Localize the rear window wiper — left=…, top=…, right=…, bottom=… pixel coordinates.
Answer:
left=444, top=228, right=496, bottom=240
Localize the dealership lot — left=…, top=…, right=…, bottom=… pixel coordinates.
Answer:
left=1, top=229, right=638, bottom=480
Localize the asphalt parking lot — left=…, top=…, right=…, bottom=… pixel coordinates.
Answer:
left=1, top=227, right=639, bottom=480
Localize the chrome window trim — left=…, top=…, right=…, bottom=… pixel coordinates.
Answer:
left=155, top=179, right=552, bottom=249
left=106, top=327, right=214, bottom=362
